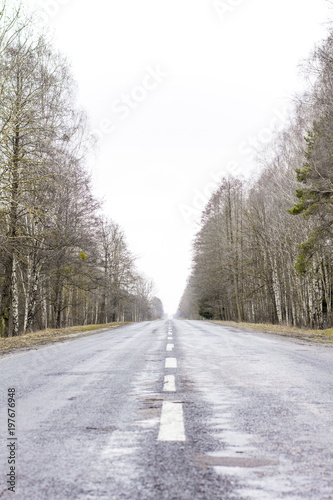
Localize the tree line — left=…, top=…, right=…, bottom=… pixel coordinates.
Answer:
left=0, top=3, right=163, bottom=337
left=177, top=23, right=333, bottom=329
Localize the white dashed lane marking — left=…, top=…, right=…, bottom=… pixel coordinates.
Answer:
left=165, top=357, right=177, bottom=368
left=158, top=401, right=185, bottom=441
left=163, top=374, right=176, bottom=392
left=158, top=330, right=185, bottom=441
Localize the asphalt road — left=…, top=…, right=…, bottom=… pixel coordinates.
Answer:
left=0, top=320, right=332, bottom=499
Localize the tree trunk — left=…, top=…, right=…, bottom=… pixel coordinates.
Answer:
left=26, top=262, right=40, bottom=333
left=40, top=283, right=48, bottom=330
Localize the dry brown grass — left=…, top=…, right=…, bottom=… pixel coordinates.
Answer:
left=210, top=320, right=333, bottom=344
left=0, top=322, right=131, bottom=356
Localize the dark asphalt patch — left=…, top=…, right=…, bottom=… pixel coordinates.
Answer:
left=85, top=426, right=117, bottom=433
left=193, top=455, right=279, bottom=468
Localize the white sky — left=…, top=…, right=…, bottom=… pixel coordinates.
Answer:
left=27, top=0, right=331, bottom=314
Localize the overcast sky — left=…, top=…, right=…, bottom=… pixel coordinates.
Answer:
left=27, top=0, right=331, bottom=314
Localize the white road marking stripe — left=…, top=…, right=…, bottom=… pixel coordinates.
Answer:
left=165, top=357, right=177, bottom=368
left=166, top=344, right=174, bottom=351
left=158, top=402, right=185, bottom=441
left=163, top=374, right=176, bottom=392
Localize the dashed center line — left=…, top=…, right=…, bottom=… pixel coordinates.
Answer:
left=165, top=357, right=177, bottom=368
left=158, top=329, right=185, bottom=442
left=158, top=401, right=185, bottom=441
left=163, top=374, right=176, bottom=392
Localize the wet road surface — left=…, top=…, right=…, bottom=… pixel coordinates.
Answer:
left=0, top=320, right=332, bottom=499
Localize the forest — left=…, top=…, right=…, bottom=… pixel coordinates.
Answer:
left=178, top=24, right=333, bottom=329
left=0, top=3, right=164, bottom=338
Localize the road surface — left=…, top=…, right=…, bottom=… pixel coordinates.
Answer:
left=0, top=320, right=332, bottom=499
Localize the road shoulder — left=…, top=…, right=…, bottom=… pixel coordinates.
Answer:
left=210, top=320, right=333, bottom=345
left=0, top=322, right=132, bottom=357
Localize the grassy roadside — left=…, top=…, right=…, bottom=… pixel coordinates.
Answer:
left=210, top=320, right=333, bottom=344
left=0, top=322, right=131, bottom=356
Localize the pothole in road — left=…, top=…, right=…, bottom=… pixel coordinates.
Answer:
left=193, top=455, right=278, bottom=468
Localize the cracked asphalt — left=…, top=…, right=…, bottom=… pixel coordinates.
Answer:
left=0, top=320, right=332, bottom=499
